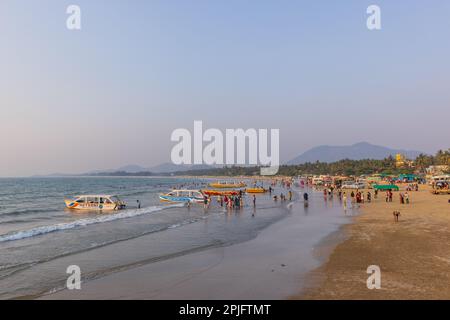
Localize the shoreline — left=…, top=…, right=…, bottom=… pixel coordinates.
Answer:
left=298, top=185, right=450, bottom=299
left=40, top=190, right=351, bottom=300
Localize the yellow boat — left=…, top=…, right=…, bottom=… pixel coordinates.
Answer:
left=209, top=181, right=246, bottom=188
left=431, top=188, right=450, bottom=195
left=202, top=190, right=240, bottom=196
left=246, top=188, right=267, bottom=194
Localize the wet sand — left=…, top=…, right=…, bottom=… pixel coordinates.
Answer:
left=41, top=192, right=351, bottom=300
left=300, top=185, right=450, bottom=299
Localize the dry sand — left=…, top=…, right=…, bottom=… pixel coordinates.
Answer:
left=300, top=185, right=450, bottom=299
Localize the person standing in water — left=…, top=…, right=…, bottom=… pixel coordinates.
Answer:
left=343, top=192, right=347, bottom=210
left=203, top=195, right=209, bottom=209
left=136, top=200, right=141, bottom=209
left=234, top=196, right=240, bottom=208
left=288, top=190, right=292, bottom=201
left=253, top=195, right=256, bottom=207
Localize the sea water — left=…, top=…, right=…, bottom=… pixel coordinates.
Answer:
left=0, top=177, right=354, bottom=299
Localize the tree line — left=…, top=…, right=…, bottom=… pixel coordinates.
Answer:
left=90, top=149, right=450, bottom=177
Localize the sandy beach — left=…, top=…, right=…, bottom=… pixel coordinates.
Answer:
left=11, top=181, right=449, bottom=300
left=300, top=185, right=450, bottom=299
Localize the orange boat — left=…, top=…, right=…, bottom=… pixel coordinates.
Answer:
left=202, top=189, right=240, bottom=196
left=245, top=188, right=267, bottom=193
left=209, top=181, right=246, bottom=188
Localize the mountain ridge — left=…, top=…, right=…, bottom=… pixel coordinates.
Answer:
left=287, top=142, right=424, bottom=165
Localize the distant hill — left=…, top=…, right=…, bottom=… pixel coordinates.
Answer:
left=34, top=142, right=427, bottom=177
left=84, top=164, right=148, bottom=175
left=147, top=163, right=216, bottom=173
left=116, top=164, right=149, bottom=173
left=146, top=162, right=187, bottom=173
left=287, top=142, right=424, bottom=165
left=85, top=163, right=217, bottom=175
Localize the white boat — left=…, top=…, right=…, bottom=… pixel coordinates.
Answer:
left=159, top=190, right=205, bottom=203
left=65, top=195, right=126, bottom=211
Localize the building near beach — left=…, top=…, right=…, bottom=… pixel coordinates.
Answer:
left=395, top=153, right=406, bottom=167
left=395, top=153, right=414, bottom=168
left=426, top=165, right=449, bottom=176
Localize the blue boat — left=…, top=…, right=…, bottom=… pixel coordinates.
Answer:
left=159, top=190, right=205, bottom=203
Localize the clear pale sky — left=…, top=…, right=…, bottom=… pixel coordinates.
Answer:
left=1, top=0, right=449, bottom=176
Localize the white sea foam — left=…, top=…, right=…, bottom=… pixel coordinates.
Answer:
left=167, top=218, right=199, bottom=229
left=0, top=204, right=184, bottom=243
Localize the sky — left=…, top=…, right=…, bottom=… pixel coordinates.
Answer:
left=1, top=0, right=449, bottom=176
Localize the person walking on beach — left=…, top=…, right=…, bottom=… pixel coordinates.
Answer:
left=343, top=192, right=347, bottom=210
left=393, top=210, right=401, bottom=222
left=367, top=192, right=371, bottom=203
left=253, top=195, right=256, bottom=207
left=385, top=191, right=389, bottom=203
left=374, top=189, right=378, bottom=199
left=404, top=192, right=410, bottom=204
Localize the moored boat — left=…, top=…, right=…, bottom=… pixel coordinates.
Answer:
left=159, top=190, right=205, bottom=203
left=245, top=187, right=267, bottom=193
left=202, top=189, right=240, bottom=196
left=64, top=195, right=126, bottom=211
left=209, top=181, right=246, bottom=188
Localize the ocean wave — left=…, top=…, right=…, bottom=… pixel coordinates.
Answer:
left=167, top=216, right=207, bottom=229
left=0, top=207, right=57, bottom=218
left=0, top=204, right=184, bottom=243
